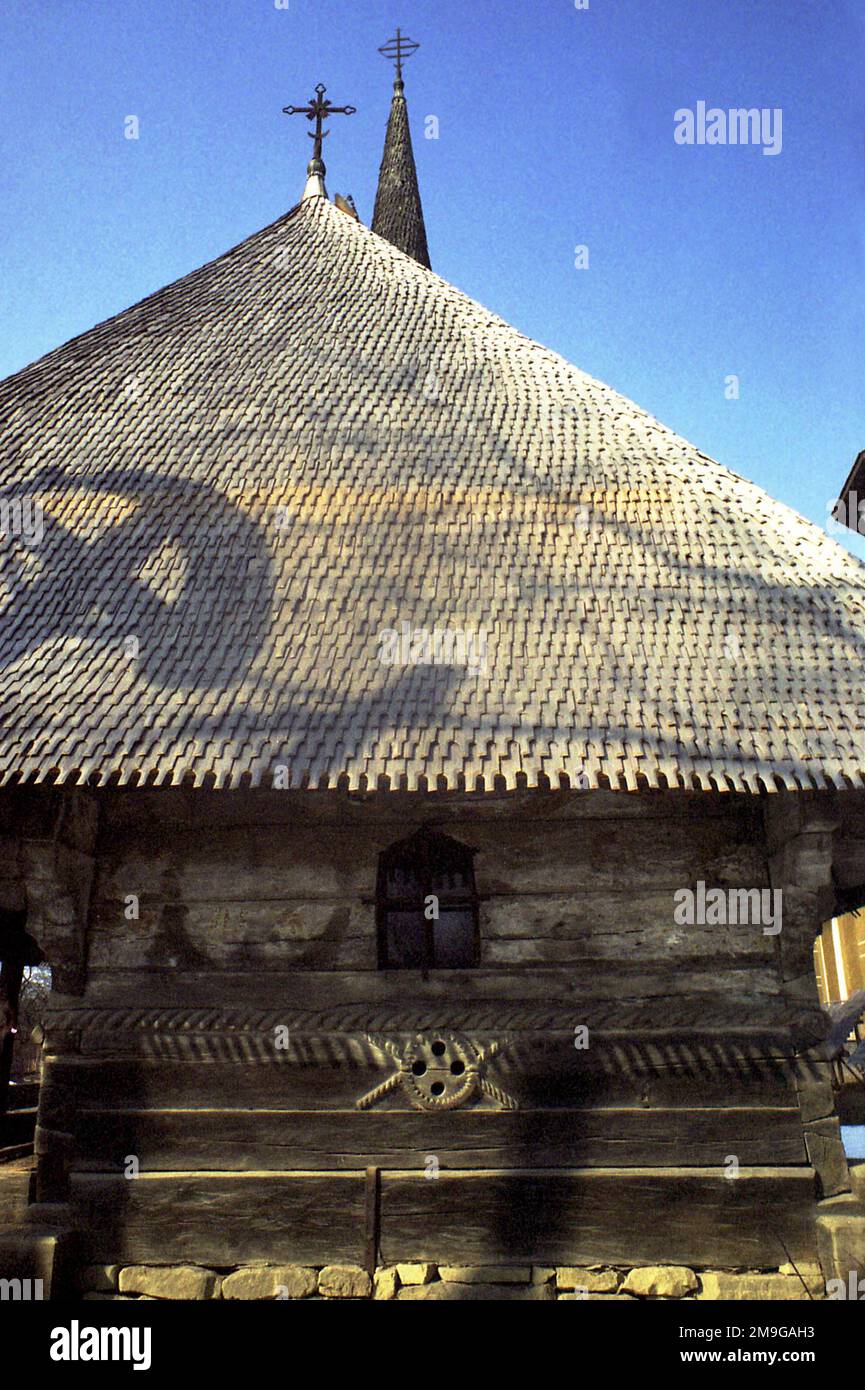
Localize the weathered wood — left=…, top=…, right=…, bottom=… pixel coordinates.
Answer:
left=25, top=781, right=835, bottom=1274
left=88, top=891, right=777, bottom=971
left=88, top=899, right=376, bottom=973
left=481, top=940, right=775, bottom=967
left=802, top=1117, right=851, bottom=1197
left=71, top=1106, right=808, bottom=1171
left=364, top=1166, right=380, bottom=1274
left=480, top=892, right=774, bottom=964
left=45, top=1036, right=810, bottom=1112
left=830, top=835, right=865, bottom=889
left=70, top=1166, right=819, bottom=1269
left=93, top=817, right=765, bottom=906
left=96, top=785, right=758, bottom=831
left=70, top=1172, right=367, bottom=1265
left=73, top=967, right=790, bottom=1026
left=378, top=1168, right=820, bottom=1266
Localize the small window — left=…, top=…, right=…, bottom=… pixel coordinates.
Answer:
left=377, top=830, right=479, bottom=969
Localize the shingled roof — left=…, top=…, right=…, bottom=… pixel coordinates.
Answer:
left=1, top=193, right=865, bottom=793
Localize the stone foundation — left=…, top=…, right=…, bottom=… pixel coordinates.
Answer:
left=75, top=1261, right=829, bottom=1301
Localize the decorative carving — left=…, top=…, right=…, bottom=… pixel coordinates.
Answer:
left=44, top=997, right=801, bottom=1037
left=42, top=1007, right=827, bottom=1080
left=356, top=1032, right=518, bottom=1111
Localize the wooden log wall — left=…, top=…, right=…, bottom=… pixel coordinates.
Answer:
left=23, top=785, right=861, bottom=1270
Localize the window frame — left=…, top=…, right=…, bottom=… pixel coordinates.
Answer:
left=375, top=829, right=480, bottom=970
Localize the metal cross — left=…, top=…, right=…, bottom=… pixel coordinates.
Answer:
left=378, top=28, right=420, bottom=83
left=282, top=84, right=356, bottom=169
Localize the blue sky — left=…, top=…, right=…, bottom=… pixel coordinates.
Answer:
left=1, top=0, right=863, bottom=553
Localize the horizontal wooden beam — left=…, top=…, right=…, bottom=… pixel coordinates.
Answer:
left=379, top=1168, right=820, bottom=1267
left=71, top=1106, right=808, bottom=1172
left=44, top=1040, right=815, bottom=1112
left=69, top=1167, right=819, bottom=1269
left=71, top=1172, right=367, bottom=1266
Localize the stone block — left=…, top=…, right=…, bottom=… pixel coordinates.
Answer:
left=556, top=1267, right=620, bottom=1293
left=439, top=1266, right=531, bottom=1284
left=398, top=1282, right=554, bottom=1301
left=221, top=1266, right=317, bottom=1300
left=622, top=1266, right=698, bottom=1298
left=0, top=1229, right=71, bottom=1300
left=373, top=1267, right=399, bottom=1301
left=698, top=1273, right=813, bottom=1301
left=558, top=1293, right=635, bottom=1301
left=118, top=1265, right=217, bottom=1299
left=778, top=1263, right=826, bottom=1295
left=395, top=1262, right=436, bottom=1285
left=318, top=1265, right=372, bottom=1298
left=815, top=1206, right=865, bottom=1287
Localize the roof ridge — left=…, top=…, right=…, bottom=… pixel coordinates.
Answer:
left=0, top=200, right=311, bottom=389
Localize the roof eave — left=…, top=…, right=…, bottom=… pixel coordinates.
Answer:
left=834, top=448, right=865, bottom=533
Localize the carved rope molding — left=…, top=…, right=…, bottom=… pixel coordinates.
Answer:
left=42, top=1004, right=829, bottom=1079
left=44, top=999, right=814, bottom=1035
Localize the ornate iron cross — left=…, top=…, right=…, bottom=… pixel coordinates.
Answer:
left=378, top=28, right=420, bottom=83
left=282, top=84, right=356, bottom=170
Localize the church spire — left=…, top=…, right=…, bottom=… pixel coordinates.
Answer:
left=371, top=30, right=431, bottom=268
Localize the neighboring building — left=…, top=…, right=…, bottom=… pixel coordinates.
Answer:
left=2, top=46, right=865, bottom=1300
left=815, top=914, right=865, bottom=1009
left=833, top=449, right=865, bottom=535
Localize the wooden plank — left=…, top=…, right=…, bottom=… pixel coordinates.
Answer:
left=46, top=1040, right=807, bottom=1112
left=379, top=1168, right=819, bottom=1267
left=480, top=893, right=773, bottom=963
left=73, top=968, right=789, bottom=1028
left=98, top=786, right=753, bottom=832
left=88, top=900, right=376, bottom=973
left=364, top=1166, right=380, bottom=1275
left=70, top=1172, right=366, bottom=1265
left=469, top=821, right=766, bottom=896
left=93, top=814, right=761, bottom=903
left=830, top=835, right=865, bottom=889
left=98, top=785, right=755, bottom=831
left=89, top=892, right=777, bottom=968
left=71, top=1107, right=807, bottom=1171
left=88, top=924, right=373, bottom=972
left=48, top=1054, right=393, bottom=1109
left=493, top=1038, right=808, bottom=1108
left=481, top=941, right=774, bottom=967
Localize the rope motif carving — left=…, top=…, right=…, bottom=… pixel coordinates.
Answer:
left=356, top=1033, right=518, bottom=1112
left=45, top=996, right=797, bottom=1036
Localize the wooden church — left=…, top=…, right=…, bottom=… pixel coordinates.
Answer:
left=1, top=35, right=865, bottom=1301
